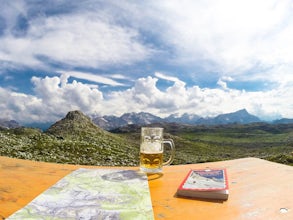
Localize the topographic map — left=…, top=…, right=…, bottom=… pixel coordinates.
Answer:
left=7, top=168, right=154, bottom=220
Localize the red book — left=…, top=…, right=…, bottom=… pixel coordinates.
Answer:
left=176, top=169, right=229, bottom=200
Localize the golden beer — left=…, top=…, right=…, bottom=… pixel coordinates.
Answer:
left=140, top=152, right=163, bottom=170
left=139, top=127, right=175, bottom=173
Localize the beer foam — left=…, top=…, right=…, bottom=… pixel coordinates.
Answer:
left=141, top=141, right=162, bottom=152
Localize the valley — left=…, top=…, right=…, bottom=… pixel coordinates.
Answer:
left=1, top=111, right=293, bottom=166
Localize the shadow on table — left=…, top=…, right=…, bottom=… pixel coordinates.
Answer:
left=173, top=193, right=227, bottom=204
left=147, top=173, right=163, bottom=181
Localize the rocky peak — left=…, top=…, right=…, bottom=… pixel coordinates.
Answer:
left=65, top=110, right=91, bottom=122
left=46, top=110, right=105, bottom=138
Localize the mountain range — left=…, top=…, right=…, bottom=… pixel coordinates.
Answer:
left=0, top=119, right=20, bottom=129
left=1, top=110, right=293, bottom=166
left=1, top=109, right=293, bottom=131
left=92, top=109, right=262, bottom=130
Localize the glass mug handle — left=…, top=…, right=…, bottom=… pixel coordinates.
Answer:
left=162, top=139, right=175, bottom=165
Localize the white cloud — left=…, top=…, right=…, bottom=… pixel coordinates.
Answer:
left=154, top=72, right=183, bottom=83
left=217, top=79, right=228, bottom=90
left=1, top=0, right=293, bottom=89
left=0, top=74, right=104, bottom=123
left=0, top=10, right=154, bottom=70
left=0, top=87, right=46, bottom=122
left=217, top=76, right=234, bottom=90
left=109, top=74, right=129, bottom=80
left=149, top=0, right=293, bottom=81
left=57, top=71, right=124, bottom=86
left=31, top=74, right=104, bottom=113
left=0, top=74, right=292, bottom=123
left=0, top=1, right=293, bottom=123
left=94, top=75, right=293, bottom=119
left=31, top=14, right=153, bottom=67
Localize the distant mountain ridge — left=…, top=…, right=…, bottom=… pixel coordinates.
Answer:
left=0, top=119, right=21, bottom=129
left=92, top=112, right=163, bottom=130
left=2, top=109, right=292, bottom=131
left=92, top=109, right=263, bottom=130
left=273, top=118, right=293, bottom=124
left=165, top=113, right=200, bottom=124
left=196, top=109, right=261, bottom=125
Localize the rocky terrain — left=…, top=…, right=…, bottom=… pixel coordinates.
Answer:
left=0, top=110, right=139, bottom=166
left=1, top=110, right=293, bottom=166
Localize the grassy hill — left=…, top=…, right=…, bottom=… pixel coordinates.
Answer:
left=174, top=123, right=293, bottom=165
left=0, top=112, right=293, bottom=166
left=112, top=122, right=293, bottom=166
left=0, top=111, right=139, bottom=166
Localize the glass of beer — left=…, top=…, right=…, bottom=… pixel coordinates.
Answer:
left=140, top=127, right=175, bottom=173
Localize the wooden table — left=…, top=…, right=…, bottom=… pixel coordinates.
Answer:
left=0, top=156, right=292, bottom=219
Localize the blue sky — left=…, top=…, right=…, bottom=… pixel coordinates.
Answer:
left=0, top=0, right=293, bottom=124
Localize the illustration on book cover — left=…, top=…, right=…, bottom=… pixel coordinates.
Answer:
left=180, top=169, right=228, bottom=191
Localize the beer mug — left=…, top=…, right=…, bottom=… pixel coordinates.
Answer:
left=140, top=127, right=175, bottom=173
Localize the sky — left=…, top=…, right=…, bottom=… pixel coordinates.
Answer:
left=0, top=0, right=293, bottom=124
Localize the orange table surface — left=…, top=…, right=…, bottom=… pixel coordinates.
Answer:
left=0, top=156, right=292, bottom=220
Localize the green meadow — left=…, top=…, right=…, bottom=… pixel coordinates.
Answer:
left=1, top=122, right=293, bottom=166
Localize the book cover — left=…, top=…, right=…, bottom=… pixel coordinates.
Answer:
left=176, top=169, right=229, bottom=200
left=7, top=168, right=154, bottom=220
